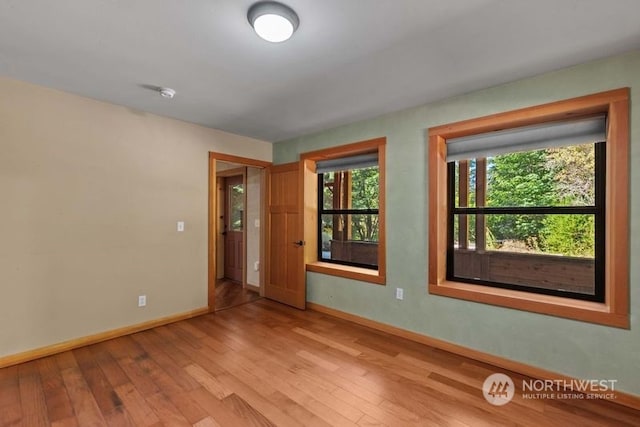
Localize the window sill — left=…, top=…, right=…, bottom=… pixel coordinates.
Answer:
left=307, top=262, right=385, bottom=285
left=429, top=280, right=629, bottom=328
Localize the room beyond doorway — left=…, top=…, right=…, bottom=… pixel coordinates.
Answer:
left=208, top=152, right=270, bottom=312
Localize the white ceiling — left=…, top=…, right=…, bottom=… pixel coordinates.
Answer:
left=1, top=0, right=639, bottom=142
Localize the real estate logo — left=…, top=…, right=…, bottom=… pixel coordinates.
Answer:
left=483, top=373, right=618, bottom=406
left=483, top=373, right=515, bottom=406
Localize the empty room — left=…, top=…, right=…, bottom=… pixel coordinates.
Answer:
left=1, top=1, right=640, bottom=426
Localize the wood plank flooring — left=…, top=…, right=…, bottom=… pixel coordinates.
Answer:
left=214, top=280, right=261, bottom=311
left=1, top=299, right=639, bottom=426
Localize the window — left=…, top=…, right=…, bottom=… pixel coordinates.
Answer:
left=302, top=137, right=386, bottom=284
left=317, top=153, right=379, bottom=269
left=428, top=89, right=629, bottom=327
left=447, top=117, right=605, bottom=301
left=228, top=181, right=244, bottom=231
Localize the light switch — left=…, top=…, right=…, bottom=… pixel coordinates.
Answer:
left=254, top=219, right=260, bottom=228
left=177, top=221, right=185, bottom=232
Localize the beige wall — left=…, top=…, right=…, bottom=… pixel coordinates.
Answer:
left=0, top=76, right=271, bottom=357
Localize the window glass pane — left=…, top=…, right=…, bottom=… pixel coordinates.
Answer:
left=482, top=213, right=595, bottom=257
left=229, top=183, right=244, bottom=231
left=320, top=213, right=379, bottom=269
left=484, top=144, right=595, bottom=208
left=454, top=214, right=477, bottom=250
left=322, top=171, right=335, bottom=209
left=468, top=159, right=477, bottom=208
left=321, top=167, right=379, bottom=210
left=453, top=212, right=596, bottom=295
left=453, top=211, right=459, bottom=248
left=349, top=166, right=379, bottom=210
left=454, top=213, right=596, bottom=295
left=454, top=160, right=477, bottom=208
left=453, top=250, right=595, bottom=296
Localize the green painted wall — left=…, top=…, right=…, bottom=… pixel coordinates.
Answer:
left=274, top=50, right=640, bottom=396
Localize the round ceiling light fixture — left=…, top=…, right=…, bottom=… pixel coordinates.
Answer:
left=159, top=87, right=176, bottom=99
left=248, top=1, right=299, bottom=43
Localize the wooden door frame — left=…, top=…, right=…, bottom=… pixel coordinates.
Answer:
left=208, top=152, right=272, bottom=311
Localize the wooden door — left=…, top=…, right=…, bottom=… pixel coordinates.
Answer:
left=265, top=162, right=306, bottom=309
left=223, top=175, right=244, bottom=282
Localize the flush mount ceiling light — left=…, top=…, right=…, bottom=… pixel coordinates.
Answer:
left=248, top=1, right=299, bottom=43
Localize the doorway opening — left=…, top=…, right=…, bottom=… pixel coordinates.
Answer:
left=208, top=153, right=270, bottom=312
left=220, top=171, right=244, bottom=284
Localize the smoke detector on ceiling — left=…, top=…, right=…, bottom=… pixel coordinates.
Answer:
left=159, top=87, right=176, bottom=99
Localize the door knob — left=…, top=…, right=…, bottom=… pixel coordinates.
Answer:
left=294, top=240, right=305, bottom=246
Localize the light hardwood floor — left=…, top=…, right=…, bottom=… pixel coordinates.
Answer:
left=214, top=279, right=261, bottom=312
left=1, top=299, right=638, bottom=426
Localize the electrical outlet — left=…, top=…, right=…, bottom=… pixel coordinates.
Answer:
left=177, top=221, right=185, bottom=232
left=138, top=295, right=147, bottom=307
left=395, top=288, right=404, bottom=300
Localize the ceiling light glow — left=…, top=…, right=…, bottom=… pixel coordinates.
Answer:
left=254, top=14, right=294, bottom=43
left=248, top=2, right=299, bottom=43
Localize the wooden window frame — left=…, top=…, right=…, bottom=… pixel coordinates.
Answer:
left=428, top=88, right=630, bottom=328
left=302, top=137, right=387, bottom=285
